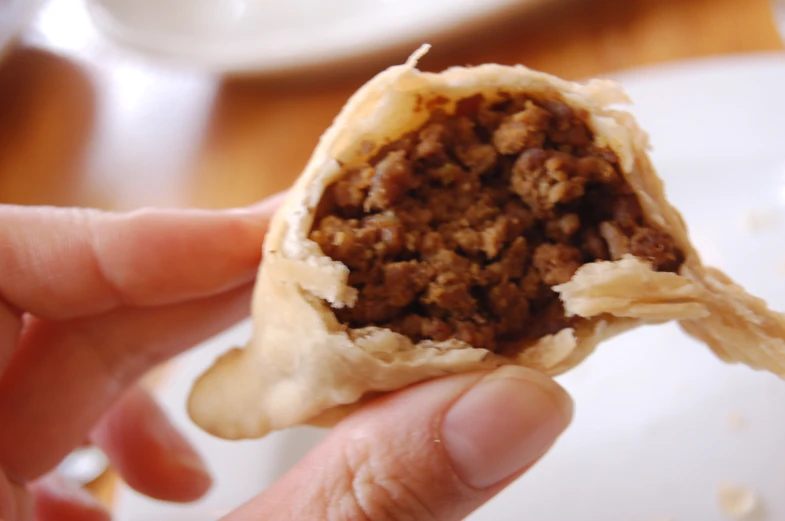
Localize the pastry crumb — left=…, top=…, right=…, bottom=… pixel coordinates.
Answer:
left=717, top=482, right=758, bottom=519
left=777, top=259, right=785, bottom=277
left=740, top=209, right=780, bottom=232
left=726, top=411, right=745, bottom=429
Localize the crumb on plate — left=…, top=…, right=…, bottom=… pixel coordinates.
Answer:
left=717, top=482, right=759, bottom=519
left=726, top=411, right=745, bottom=429
left=739, top=209, right=781, bottom=233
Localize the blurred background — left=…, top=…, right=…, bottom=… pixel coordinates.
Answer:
left=1, top=0, right=784, bottom=512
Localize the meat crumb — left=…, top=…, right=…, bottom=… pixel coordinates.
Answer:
left=365, top=150, right=416, bottom=211
left=533, top=244, right=582, bottom=286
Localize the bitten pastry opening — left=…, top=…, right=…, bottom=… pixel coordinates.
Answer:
left=309, top=91, right=684, bottom=353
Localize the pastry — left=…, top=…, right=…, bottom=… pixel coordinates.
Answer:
left=188, top=47, right=785, bottom=440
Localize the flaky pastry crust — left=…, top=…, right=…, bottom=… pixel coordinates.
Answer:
left=188, top=47, right=785, bottom=440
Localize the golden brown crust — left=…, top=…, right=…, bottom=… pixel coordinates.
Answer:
left=187, top=47, right=785, bottom=440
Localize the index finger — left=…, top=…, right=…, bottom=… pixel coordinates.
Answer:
left=0, top=193, right=283, bottom=320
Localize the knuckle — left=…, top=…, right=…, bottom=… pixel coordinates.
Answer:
left=328, top=431, right=438, bottom=521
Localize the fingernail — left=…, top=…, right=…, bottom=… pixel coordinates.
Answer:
left=166, top=443, right=214, bottom=497
left=441, top=366, right=573, bottom=489
left=173, top=447, right=212, bottom=481
left=148, top=410, right=213, bottom=485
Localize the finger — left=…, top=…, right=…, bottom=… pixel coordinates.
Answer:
left=0, top=476, right=31, bottom=521
left=90, top=385, right=212, bottom=503
left=0, top=283, right=252, bottom=482
left=30, top=474, right=110, bottom=521
left=224, top=366, right=573, bottom=521
left=0, top=475, right=13, bottom=520
left=0, top=192, right=283, bottom=320
left=0, top=300, right=21, bottom=376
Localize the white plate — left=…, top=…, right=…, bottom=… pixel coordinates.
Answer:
left=114, top=52, right=785, bottom=521
left=85, top=0, right=546, bottom=75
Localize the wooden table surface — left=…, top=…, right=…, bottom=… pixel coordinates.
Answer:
left=1, top=0, right=782, bottom=510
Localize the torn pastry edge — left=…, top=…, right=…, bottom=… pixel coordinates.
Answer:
left=186, top=47, right=785, bottom=440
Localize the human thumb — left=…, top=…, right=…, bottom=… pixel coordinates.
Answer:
left=224, top=366, right=573, bottom=521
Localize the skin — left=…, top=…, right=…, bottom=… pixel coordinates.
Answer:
left=0, top=193, right=573, bottom=521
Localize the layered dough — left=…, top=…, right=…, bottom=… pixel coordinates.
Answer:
left=188, top=47, right=785, bottom=440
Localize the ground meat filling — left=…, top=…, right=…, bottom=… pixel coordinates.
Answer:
left=309, top=92, right=684, bottom=353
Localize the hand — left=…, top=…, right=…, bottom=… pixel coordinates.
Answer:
left=223, top=366, right=572, bottom=521
left=0, top=195, right=282, bottom=520
left=0, top=194, right=574, bottom=521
